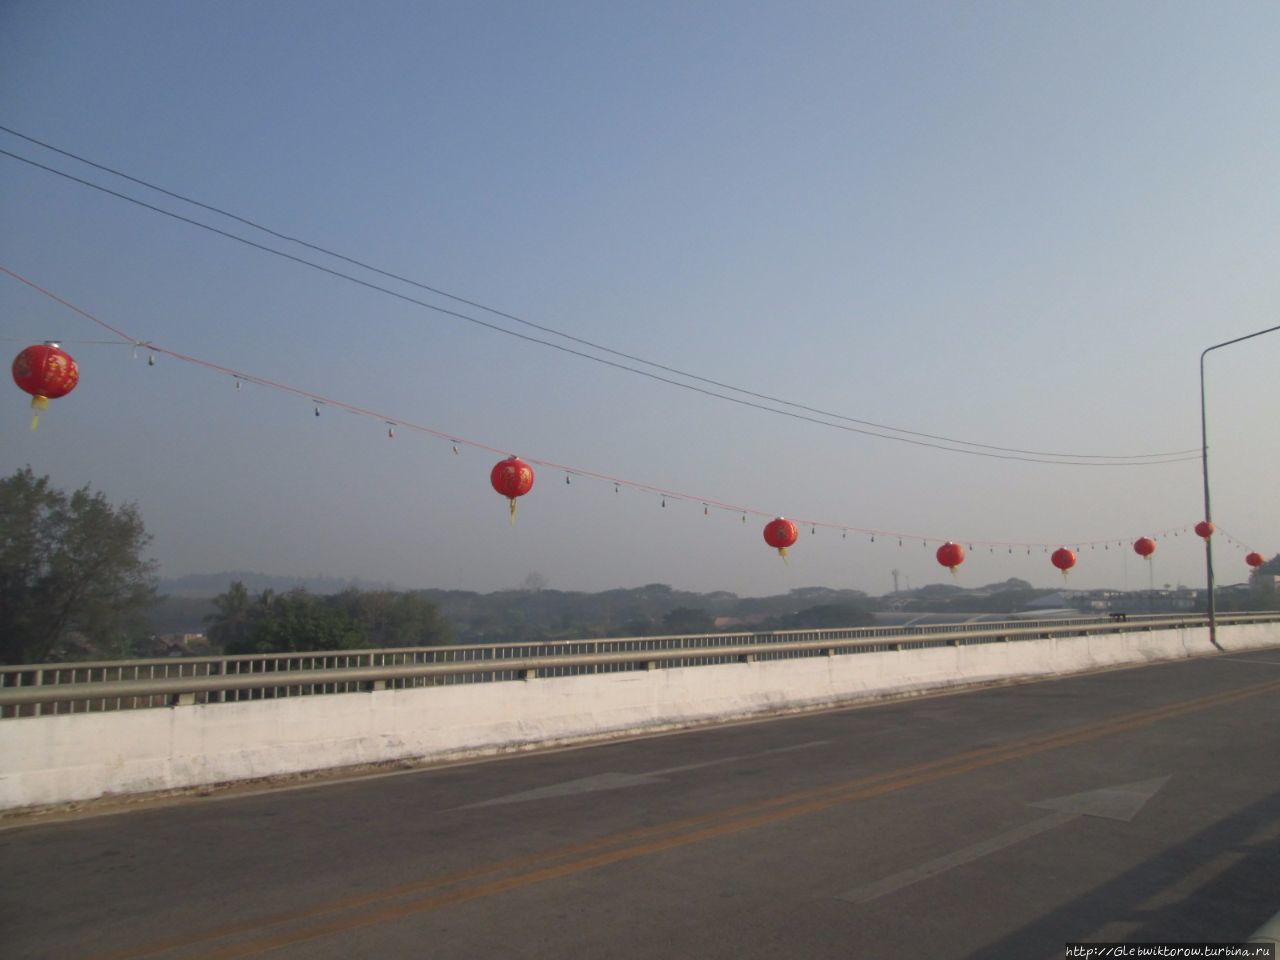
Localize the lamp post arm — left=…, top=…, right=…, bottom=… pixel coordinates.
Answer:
left=1201, top=322, right=1280, bottom=521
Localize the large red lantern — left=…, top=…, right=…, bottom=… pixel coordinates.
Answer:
left=1194, top=521, right=1214, bottom=539
left=490, top=456, right=534, bottom=523
left=936, top=541, right=965, bottom=574
left=763, top=517, right=798, bottom=559
left=1133, top=537, right=1156, bottom=559
left=1051, top=547, right=1076, bottom=576
left=1246, top=552, right=1265, bottom=568
left=12, top=342, right=79, bottom=431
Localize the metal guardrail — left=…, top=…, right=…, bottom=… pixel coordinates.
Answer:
left=2, top=612, right=1276, bottom=718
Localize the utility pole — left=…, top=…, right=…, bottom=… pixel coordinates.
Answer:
left=1199, top=324, right=1279, bottom=649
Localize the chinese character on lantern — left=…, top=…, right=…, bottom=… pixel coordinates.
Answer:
left=763, top=517, right=798, bottom=559
left=490, top=456, right=534, bottom=523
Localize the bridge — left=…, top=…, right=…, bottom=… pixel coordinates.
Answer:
left=1, top=611, right=1278, bottom=958
left=2, top=612, right=1278, bottom=811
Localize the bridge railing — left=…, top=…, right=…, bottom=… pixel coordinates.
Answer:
left=2, top=612, right=1275, bottom=718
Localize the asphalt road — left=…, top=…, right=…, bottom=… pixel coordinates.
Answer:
left=3, top=648, right=1279, bottom=960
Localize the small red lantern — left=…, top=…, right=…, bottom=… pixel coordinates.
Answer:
left=763, top=517, right=798, bottom=559
left=12, top=342, right=79, bottom=431
left=1051, top=547, right=1076, bottom=576
left=1133, top=537, right=1156, bottom=559
left=936, top=541, right=965, bottom=574
left=490, top=456, right=534, bottom=523
left=1194, top=521, right=1214, bottom=539
left=1246, top=552, right=1265, bottom=568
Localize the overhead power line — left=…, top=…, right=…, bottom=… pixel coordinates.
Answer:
left=0, top=127, right=1200, bottom=466
left=0, top=124, right=1194, bottom=462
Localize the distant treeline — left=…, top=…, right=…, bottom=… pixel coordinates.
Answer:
left=146, top=566, right=1279, bottom=656
left=412, top=583, right=876, bottom=643
left=151, top=579, right=1064, bottom=651
left=203, top=583, right=452, bottom=654
left=153, top=581, right=887, bottom=650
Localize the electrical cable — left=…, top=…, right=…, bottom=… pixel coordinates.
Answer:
left=2, top=148, right=1204, bottom=467
left=0, top=127, right=1201, bottom=464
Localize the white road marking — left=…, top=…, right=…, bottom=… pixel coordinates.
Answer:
left=460, top=740, right=829, bottom=809
left=836, top=777, right=1169, bottom=904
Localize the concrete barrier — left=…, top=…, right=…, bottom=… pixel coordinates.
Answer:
left=2, top=622, right=1277, bottom=812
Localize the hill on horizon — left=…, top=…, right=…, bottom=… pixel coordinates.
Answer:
left=158, top=571, right=397, bottom=598
left=147, top=574, right=1069, bottom=644
left=161, top=571, right=1043, bottom=601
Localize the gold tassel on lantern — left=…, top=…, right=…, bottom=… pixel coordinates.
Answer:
left=30, top=395, right=49, bottom=432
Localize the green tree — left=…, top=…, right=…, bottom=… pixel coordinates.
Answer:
left=0, top=467, right=157, bottom=664
left=225, top=588, right=366, bottom=655
left=205, top=580, right=254, bottom=651
left=334, top=589, right=453, bottom=648
left=619, top=617, right=653, bottom=637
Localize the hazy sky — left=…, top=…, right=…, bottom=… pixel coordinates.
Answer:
left=2, top=1, right=1276, bottom=597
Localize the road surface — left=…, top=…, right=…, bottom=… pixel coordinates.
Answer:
left=2, top=647, right=1278, bottom=959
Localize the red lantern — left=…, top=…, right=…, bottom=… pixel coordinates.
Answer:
left=763, top=517, right=798, bottom=559
left=936, top=541, right=965, bottom=573
left=1133, top=537, right=1156, bottom=559
left=12, top=342, right=79, bottom=431
left=1246, top=552, right=1265, bottom=568
left=1194, top=521, right=1214, bottom=539
left=490, top=456, right=534, bottom=523
left=1051, top=547, right=1076, bottom=576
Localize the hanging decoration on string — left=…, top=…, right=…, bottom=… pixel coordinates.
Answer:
left=11, top=342, right=79, bottom=431
left=936, top=541, right=965, bottom=575
left=490, top=456, right=534, bottom=524
left=1246, top=552, right=1265, bottom=568
left=1133, top=537, right=1156, bottom=559
left=6, top=270, right=1265, bottom=567
left=1051, top=547, right=1076, bottom=577
left=763, top=517, right=798, bottom=561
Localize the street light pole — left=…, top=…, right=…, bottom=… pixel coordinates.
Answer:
left=1199, top=324, right=1280, bottom=649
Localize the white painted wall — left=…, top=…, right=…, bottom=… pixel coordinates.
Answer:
left=2, top=623, right=1277, bottom=811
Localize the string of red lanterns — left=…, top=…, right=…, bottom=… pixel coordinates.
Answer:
left=6, top=266, right=1273, bottom=575
left=12, top=334, right=1271, bottom=575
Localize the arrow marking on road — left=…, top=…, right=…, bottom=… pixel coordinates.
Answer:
left=460, top=740, right=829, bottom=809
left=836, top=777, right=1170, bottom=905
left=1028, top=776, right=1170, bottom=822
